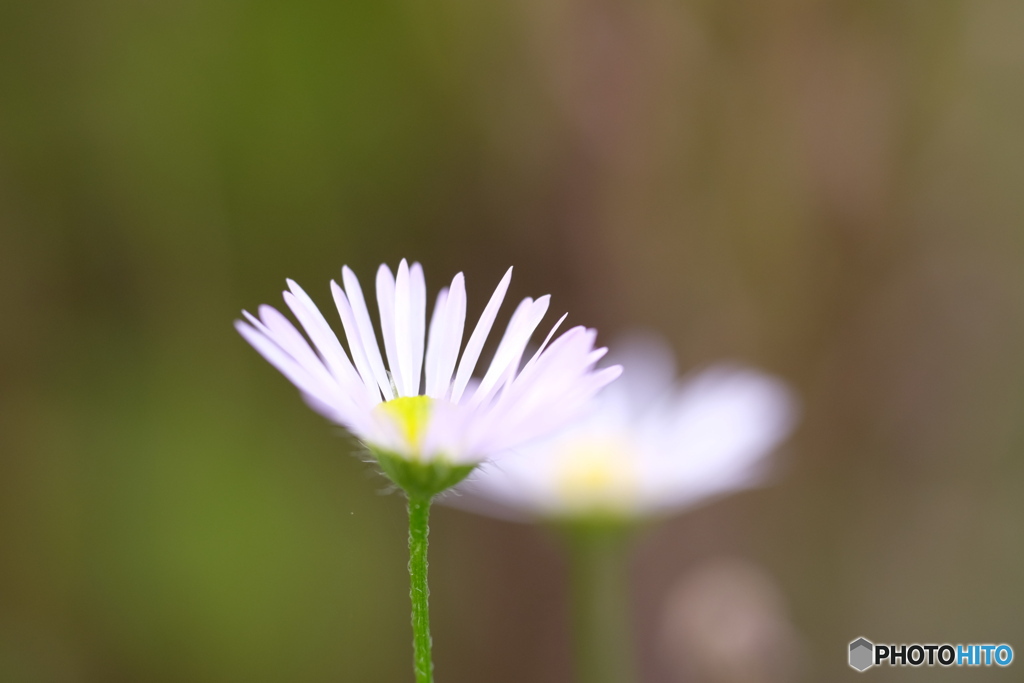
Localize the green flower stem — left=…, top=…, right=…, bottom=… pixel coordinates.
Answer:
left=566, top=524, right=637, bottom=683
left=407, top=495, right=434, bottom=683
left=373, top=446, right=474, bottom=683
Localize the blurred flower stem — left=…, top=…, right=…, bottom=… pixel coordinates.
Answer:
left=566, top=523, right=636, bottom=683
left=408, top=496, right=434, bottom=683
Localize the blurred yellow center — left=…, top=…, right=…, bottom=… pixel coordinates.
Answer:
left=377, top=395, right=434, bottom=453
left=556, top=438, right=636, bottom=511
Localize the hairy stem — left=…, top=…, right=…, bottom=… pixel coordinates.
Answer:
left=408, top=495, right=434, bottom=683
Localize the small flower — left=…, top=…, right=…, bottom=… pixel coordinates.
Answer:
left=453, top=334, right=797, bottom=520
left=235, top=259, right=621, bottom=498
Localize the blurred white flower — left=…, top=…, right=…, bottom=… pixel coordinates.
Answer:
left=452, top=334, right=797, bottom=519
left=235, top=259, right=621, bottom=471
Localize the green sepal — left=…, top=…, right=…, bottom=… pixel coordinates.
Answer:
left=372, top=448, right=476, bottom=499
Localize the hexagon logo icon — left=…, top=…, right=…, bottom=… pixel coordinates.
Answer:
left=849, top=637, right=874, bottom=671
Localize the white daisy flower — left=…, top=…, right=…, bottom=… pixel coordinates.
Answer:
left=235, top=259, right=621, bottom=497
left=453, top=334, right=797, bottom=520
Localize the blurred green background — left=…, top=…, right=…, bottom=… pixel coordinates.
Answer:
left=2, top=0, right=1023, bottom=681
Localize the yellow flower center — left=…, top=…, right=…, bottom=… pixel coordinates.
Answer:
left=556, top=438, right=637, bottom=513
left=376, top=395, right=434, bottom=455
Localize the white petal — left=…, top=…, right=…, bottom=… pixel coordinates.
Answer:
left=637, top=367, right=795, bottom=512
left=424, top=287, right=448, bottom=397
left=487, top=327, right=604, bottom=440
left=420, top=399, right=470, bottom=462
left=236, top=319, right=363, bottom=424
left=341, top=265, right=394, bottom=400
left=375, top=263, right=405, bottom=396
left=433, top=273, right=466, bottom=399
left=451, top=267, right=512, bottom=403
left=330, top=281, right=388, bottom=404
left=256, top=305, right=336, bottom=390
left=470, top=295, right=549, bottom=408
left=236, top=319, right=324, bottom=400
left=394, top=259, right=415, bottom=396
left=516, top=312, right=568, bottom=377
left=493, top=311, right=569, bottom=402
left=282, top=282, right=371, bottom=402
left=464, top=296, right=532, bottom=406
left=410, top=262, right=427, bottom=396
left=502, top=325, right=593, bottom=400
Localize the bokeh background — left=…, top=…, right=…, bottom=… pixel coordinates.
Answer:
left=2, top=0, right=1024, bottom=681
